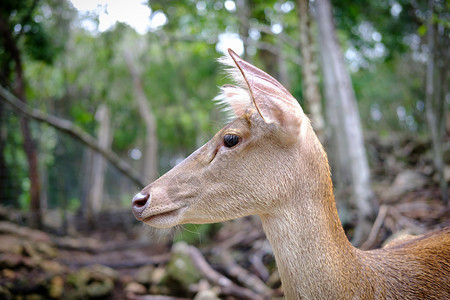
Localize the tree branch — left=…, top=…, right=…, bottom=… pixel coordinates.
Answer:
left=214, top=248, right=273, bottom=296
left=182, top=244, right=265, bottom=300
left=252, top=23, right=300, bottom=49
left=0, top=85, right=146, bottom=188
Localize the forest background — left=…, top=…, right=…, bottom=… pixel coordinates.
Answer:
left=0, top=0, right=448, bottom=299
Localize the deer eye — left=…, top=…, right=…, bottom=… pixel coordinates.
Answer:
left=223, top=134, right=240, bottom=148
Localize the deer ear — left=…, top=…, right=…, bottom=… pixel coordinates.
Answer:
left=228, top=49, right=305, bottom=138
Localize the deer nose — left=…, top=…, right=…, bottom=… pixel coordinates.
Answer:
left=132, top=192, right=150, bottom=220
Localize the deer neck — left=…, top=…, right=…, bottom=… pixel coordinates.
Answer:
left=260, top=142, right=364, bottom=299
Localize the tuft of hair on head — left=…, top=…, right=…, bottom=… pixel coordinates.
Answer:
left=213, top=84, right=252, bottom=122
left=217, top=55, right=247, bottom=87
left=214, top=55, right=253, bottom=121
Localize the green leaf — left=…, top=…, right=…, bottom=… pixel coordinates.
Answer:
left=418, top=24, right=427, bottom=36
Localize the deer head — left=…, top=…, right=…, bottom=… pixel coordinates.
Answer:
left=132, top=49, right=326, bottom=228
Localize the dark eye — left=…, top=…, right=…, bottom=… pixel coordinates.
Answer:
left=223, top=134, right=240, bottom=148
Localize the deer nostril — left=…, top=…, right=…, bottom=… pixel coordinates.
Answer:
left=132, top=192, right=150, bottom=211
left=134, top=198, right=147, bottom=207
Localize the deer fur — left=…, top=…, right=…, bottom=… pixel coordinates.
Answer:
left=132, top=49, right=450, bottom=299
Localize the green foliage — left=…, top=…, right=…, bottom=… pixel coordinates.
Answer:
left=1, top=112, right=28, bottom=206
left=0, top=0, right=74, bottom=213
left=67, top=197, right=81, bottom=211
left=0, top=0, right=63, bottom=65
left=1, top=0, right=440, bottom=216
left=174, top=223, right=222, bottom=245
left=333, top=0, right=414, bottom=59
left=18, top=178, right=31, bottom=210
left=23, top=21, right=55, bottom=63
left=352, top=54, right=426, bottom=132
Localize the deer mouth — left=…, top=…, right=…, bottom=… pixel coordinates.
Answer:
left=141, top=205, right=187, bottom=227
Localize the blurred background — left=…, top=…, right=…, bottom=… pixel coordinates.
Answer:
left=0, top=0, right=448, bottom=299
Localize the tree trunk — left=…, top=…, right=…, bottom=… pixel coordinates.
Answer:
left=236, top=0, right=251, bottom=61
left=80, top=148, right=93, bottom=220
left=0, top=102, right=10, bottom=204
left=86, top=104, right=112, bottom=223
left=315, top=0, right=376, bottom=246
left=124, top=51, right=158, bottom=183
left=425, top=0, right=448, bottom=204
left=17, top=82, right=42, bottom=230
left=315, top=1, right=352, bottom=223
left=0, top=16, right=41, bottom=229
left=276, top=43, right=290, bottom=90
left=258, top=38, right=290, bottom=90
left=296, top=0, right=325, bottom=141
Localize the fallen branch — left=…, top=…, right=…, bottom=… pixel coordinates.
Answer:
left=181, top=244, right=264, bottom=300
left=215, top=248, right=273, bottom=296
left=388, top=206, right=427, bottom=235
left=216, top=227, right=262, bottom=249
left=57, top=253, right=170, bottom=269
left=134, top=296, right=189, bottom=300
left=249, top=240, right=272, bottom=281
left=250, top=252, right=270, bottom=282
left=0, top=85, right=145, bottom=187
left=53, top=237, right=101, bottom=254
left=360, top=205, right=388, bottom=250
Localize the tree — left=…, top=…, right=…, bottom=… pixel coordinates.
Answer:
left=425, top=0, right=448, bottom=204
left=124, top=50, right=158, bottom=183
left=296, top=0, right=325, bottom=140
left=86, top=104, right=112, bottom=222
left=315, top=0, right=376, bottom=245
left=332, top=0, right=448, bottom=203
left=0, top=0, right=54, bottom=228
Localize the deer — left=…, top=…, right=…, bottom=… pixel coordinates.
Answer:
left=132, top=49, right=450, bottom=299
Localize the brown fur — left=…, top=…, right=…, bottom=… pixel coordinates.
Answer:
left=363, top=228, right=450, bottom=299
